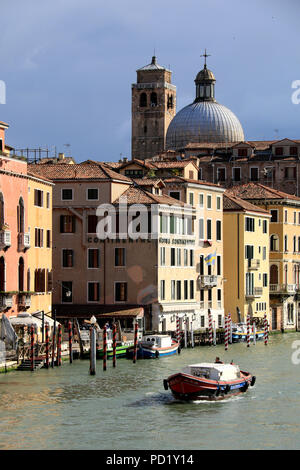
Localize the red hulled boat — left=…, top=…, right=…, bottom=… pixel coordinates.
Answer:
left=164, top=362, right=256, bottom=401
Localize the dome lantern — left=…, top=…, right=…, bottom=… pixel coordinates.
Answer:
left=194, top=49, right=216, bottom=102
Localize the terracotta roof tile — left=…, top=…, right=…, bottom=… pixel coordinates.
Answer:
left=223, top=193, right=269, bottom=214
left=226, top=182, right=300, bottom=201
left=114, top=186, right=186, bottom=206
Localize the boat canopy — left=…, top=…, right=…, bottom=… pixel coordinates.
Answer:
left=183, top=363, right=241, bottom=381
left=141, top=335, right=172, bottom=348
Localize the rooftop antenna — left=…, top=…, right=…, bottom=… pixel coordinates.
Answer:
left=64, top=143, right=71, bottom=157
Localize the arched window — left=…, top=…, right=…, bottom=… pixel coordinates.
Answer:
left=284, top=264, right=288, bottom=285
left=0, top=256, right=5, bottom=291
left=17, top=197, right=25, bottom=233
left=167, top=95, right=173, bottom=109
left=270, top=264, right=278, bottom=285
left=18, top=257, right=24, bottom=291
left=150, top=92, right=157, bottom=107
left=293, top=236, right=297, bottom=253
left=270, top=234, right=279, bottom=252
left=139, top=93, right=147, bottom=107
left=0, top=193, right=4, bottom=227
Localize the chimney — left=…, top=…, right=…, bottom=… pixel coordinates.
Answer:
left=58, top=152, right=65, bottom=160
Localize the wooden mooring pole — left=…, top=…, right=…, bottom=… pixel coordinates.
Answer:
left=30, top=325, right=34, bottom=371
left=45, top=323, right=49, bottom=368
left=112, top=323, right=117, bottom=368
left=68, top=321, right=73, bottom=364
left=90, top=326, right=96, bottom=376
left=57, top=324, right=62, bottom=366
left=103, top=325, right=107, bottom=371
left=51, top=311, right=56, bottom=368
left=133, top=321, right=138, bottom=364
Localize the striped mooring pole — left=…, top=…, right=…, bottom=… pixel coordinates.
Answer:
left=57, top=324, right=62, bottom=366
left=112, top=323, right=117, bottom=368
left=208, top=309, right=213, bottom=346
left=247, top=314, right=250, bottom=348
left=68, top=321, right=73, bottom=364
left=30, top=325, right=34, bottom=371
left=89, top=326, right=96, bottom=376
left=264, top=314, right=268, bottom=345
left=228, top=312, right=232, bottom=344
left=133, top=321, right=138, bottom=364
left=103, top=325, right=107, bottom=371
left=224, top=316, right=228, bottom=351
left=45, top=323, right=49, bottom=368
left=176, top=315, right=180, bottom=345
left=253, top=322, right=256, bottom=346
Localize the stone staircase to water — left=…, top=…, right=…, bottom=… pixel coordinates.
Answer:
left=17, top=358, right=44, bottom=371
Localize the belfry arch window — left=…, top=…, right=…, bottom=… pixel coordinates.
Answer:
left=139, top=93, right=147, bottom=107
left=0, top=257, right=5, bottom=291
left=167, top=95, right=173, bottom=109
left=150, top=92, right=157, bottom=107
left=0, top=193, right=4, bottom=227
left=18, top=257, right=24, bottom=292
left=17, top=197, right=25, bottom=233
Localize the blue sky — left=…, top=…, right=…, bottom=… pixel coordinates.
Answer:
left=1, top=0, right=299, bottom=162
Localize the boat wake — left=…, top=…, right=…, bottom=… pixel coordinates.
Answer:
left=129, top=392, right=174, bottom=408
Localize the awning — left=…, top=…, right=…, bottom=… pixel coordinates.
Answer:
left=99, top=308, right=144, bottom=319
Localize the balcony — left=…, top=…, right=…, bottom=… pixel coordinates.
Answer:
left=18, top=294, right=31, bottom=308
left=247, top=259, right=260, bottom=270
left=0, top=230, right=11, bottom=249
left=0, top=293, right=13, bottom=310
left=18, top=232, right=30, bottom=251
left=270, top=284, right=297, bottom=295
left=198, top=275, right=218, bottom=288
left=245, top=287, right=263, bottom=299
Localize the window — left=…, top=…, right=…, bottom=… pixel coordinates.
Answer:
left=293, top=236, right=297, bottom=253
left=199, top=255, right=204, bottom=275
left=47, top=270, right=53, bottom=292
left=290, top=146, right=298, bottom=156
left=46, top=230, right=51, bottom=248
left=61, top=188, right=73, bottom=201
left=88, top=248, right=100, bottom=268
left=150, top=92, right=157, bottom=107
left=207, top=195, right=212, bottom=209
left=34, top=269, right=45, bottom=293
left=216, top=220, right=222, bottom=241
left=17, top=197, right=25, bottom=233
left=190, top=250, right=194, bottom=267
left=190, top=280, right=194, bottom=299
left=199, top=193, right=204, bottom=207
left=199, top=218, right=204, bottom=240
left=245, top=217, right=255, bottom=232
left=270, top=234, right=279, bottom=252
left=263, top=220, right=268, bottom=233
left=284, top=235, right=288, bottom=252
left=245, top=245, right=254, bottom=259
left=176, top=281, right=181, bottom=300
left=62, top=281, right=72, bottom=303
left=35, top=228, right=43, bottom=247
left=217, top=255, right=221, bottom=276
left=114, top=247, right=125, bottom=267
left=217, top=168, right=226, bottom=182
left=250, top=167, right=259, bottom=181
left=46, top=192, right=50, bottom=209
left=18, top=257, right=24, bottom=291
left=0, top=193, right=4, bottom=227
left=140, top=92, right=147, bottom=107
left=189, top=171, right=194, bottom=179
left=275, top=147, right=283, bottom=156
left=284, top=210, right=288, bottom=223
left=160, top=280, right=165, bottom=300
left=263, top=273, right=268, bottom=287
left=189, top=192, right=194, bottom=205
left=207, top=219, right=212, bottom=240
left=169, top=191, right=180, bottom=200
left=60, top=215, right=76, bottom=233
left=263, top=246, right=267, bottom=260
left=87, top=215, right=98, bottom=233
left=88, top=282, right=100, bottom=302
left=171, top=248, right=176, bottom=266
left=115, top=282, right=127, bottom=302
left=34, top=189, right=43, bottom=207
left=171, top=280, right=176, bottom=300
left=216, top=196, right=221, bottom=210
left=238, top=148, right=248, bottom=157
left=201, top=315, right=205, bottom=327
left=270, top=210, right=278, bottom=222
left=184, top=280, right=188, bottom=300
left=184, top=249, right=188, bottom=267
left=87, top=188, right=99, bottom=200
left=177, top=248, right=181, bottom=266
left=233, top=167, right=241, bottom=182
left=62, top=249, right=73, bottom=268
left=160, top=215, right=168, bottom=234
left=284, top=167, right=296, bottom=180
left=167, top=94, right=173, bottom=109
left=160, top=247, right=166, bottom=266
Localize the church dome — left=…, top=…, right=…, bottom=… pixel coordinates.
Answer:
left=166, top=53, right=244, bottom=149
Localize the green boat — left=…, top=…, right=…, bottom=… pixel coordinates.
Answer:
left=97, top=342, right=133, bottom=359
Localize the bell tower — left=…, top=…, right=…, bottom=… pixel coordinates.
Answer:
left=131, top=56, right=176, bottom=160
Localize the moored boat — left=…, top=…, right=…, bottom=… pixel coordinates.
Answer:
left=127, top=334, right=180, bottom=359
left=232, top=323, right=264, bottom=343
left=164, top=362, right=256, bottom=401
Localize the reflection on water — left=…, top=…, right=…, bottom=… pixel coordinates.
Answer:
left=0, top=333, right=300, bottom=449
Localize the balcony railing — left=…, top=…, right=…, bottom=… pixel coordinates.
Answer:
left=245, top=287, right=263, bottom=299
left=0, top=230, right=11, bottom=248
left=18, top=232, right=30, bottom=251
left=0, top=293, right=13, bottom=309
left=270, top=284, right=297, bottom=295
left=198, top=275, right=218, bottom=288
left=247, top=259, right=260, bottom=270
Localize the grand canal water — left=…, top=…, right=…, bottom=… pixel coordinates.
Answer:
left=1, top=333, right=300, bottom=450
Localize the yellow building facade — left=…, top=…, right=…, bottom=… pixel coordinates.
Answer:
left=27, top=171, right=54, bottom=316
left=223, top=194, right=271, bottom=325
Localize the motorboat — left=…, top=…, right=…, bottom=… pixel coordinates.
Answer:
left=127, top=334, right=179, bottom=359
left=232, top=323, right=264, bottom=343
left=164, top=362, right=256, bottom=400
